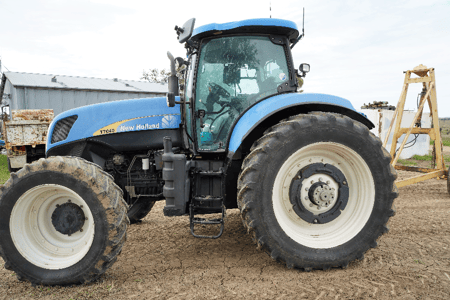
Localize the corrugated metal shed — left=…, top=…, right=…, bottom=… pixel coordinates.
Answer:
left=1, top=72, right=167, bottom=116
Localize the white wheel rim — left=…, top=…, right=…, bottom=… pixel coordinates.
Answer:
left=272, top=142, right=375, bottom=249
left=10, top=184, right=95, bottom=270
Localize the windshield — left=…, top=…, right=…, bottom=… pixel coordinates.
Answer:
left=195, top=35, right=289, bottom=151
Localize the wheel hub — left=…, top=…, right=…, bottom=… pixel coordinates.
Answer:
left=289, top=163, right=349, bottom=224
left=308, top=181, right=336, bottom=208
left=51, top=202, right=86, bottom=235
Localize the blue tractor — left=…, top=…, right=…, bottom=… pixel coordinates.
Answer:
left=0, top=17, right=398, bottom=285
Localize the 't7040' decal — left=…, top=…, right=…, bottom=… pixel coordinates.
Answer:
left=100, top=129, right=115, bottom=134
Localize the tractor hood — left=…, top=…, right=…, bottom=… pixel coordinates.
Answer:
left=47, top=97, right=181, bottom=152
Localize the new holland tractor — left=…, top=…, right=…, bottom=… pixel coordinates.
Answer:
left=0, top=17, right=398, bottom=285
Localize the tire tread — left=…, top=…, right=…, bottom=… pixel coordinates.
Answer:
left=0, top=156, right=128, bottom=285
left=237, top=112, right=398, bottom=271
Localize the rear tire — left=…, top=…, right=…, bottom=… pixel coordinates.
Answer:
left=0, top=156, right=129, bottom=285
left=237, top=112, right=398, bottom=270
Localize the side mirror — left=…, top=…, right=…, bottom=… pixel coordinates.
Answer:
left=175, top=18, right=196, bottom=43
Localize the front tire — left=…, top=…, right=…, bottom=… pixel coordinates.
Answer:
left=237, top=113, right=398, bottom=270
left=0, top=156, right=128, bottom=285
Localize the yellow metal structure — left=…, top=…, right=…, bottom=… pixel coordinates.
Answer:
left=383, top=65, right=447, bottom=188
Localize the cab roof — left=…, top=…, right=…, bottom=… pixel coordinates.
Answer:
left=191, top=18, right=299, bottom=43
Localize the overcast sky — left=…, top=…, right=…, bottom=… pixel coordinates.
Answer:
left=1, top=0, right=449, bottom=116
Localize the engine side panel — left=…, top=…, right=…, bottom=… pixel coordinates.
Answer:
left=47, top=97, right=181, bottom=152
left=46, top=129, right=183, bottom=158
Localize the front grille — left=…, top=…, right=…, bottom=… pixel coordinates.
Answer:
left=51, top=115, right=78, bottom=144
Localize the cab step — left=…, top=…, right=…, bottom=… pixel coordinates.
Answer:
left=189, top=197, right=225, bottom=239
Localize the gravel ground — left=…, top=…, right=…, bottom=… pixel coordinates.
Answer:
left=0, top=168, right=450, bottom=299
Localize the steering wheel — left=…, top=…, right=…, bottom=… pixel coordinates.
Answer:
left=208, top=82, right=230, bottom=98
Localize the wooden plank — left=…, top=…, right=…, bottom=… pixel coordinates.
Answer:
left=406, top=77, right=431, bottom=83
left=428, top=69, right=446, bottom=171
left=397, top=127, right=436, bottom=140
left=396, top=170, right=446, bottom=188
left=394, top=165, right=440, bottom=173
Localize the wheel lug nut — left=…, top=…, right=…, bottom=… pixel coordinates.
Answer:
left=319, top=177, right=323, bottom=182
left=310, top=180, right=314, bottom=184
left=305, top=187, right=309, bottom=191
left=305, top=196, right=308, bottom=200
left=326, top=181, right=330, bottom=184
left=309, top=203, right=313, bottom=207
left=80, top=229, right=83, bottom=232
left=317, top=206, right=321, bottom=210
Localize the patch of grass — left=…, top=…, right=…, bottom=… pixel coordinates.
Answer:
left=0, top=155, right=10, bottom=184
left=398, top=159, right=417, bottom=166
left=411, top=154, right=450, bottom=163
left=430, top=138, right=450, bottom=146
left=412, top=154, right=432, bottom=161
left=443, top=138, right=450, bottom=147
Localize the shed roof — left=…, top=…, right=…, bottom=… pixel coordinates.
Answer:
left=4, top=72, right=167, bottom=93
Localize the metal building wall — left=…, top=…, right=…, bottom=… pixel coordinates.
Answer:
left=7, top=78, right=164, bottom=116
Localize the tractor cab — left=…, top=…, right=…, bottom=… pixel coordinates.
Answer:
left=168, top=18, right=308, bottom=152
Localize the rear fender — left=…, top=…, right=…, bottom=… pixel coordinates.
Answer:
left=227, top=93, right=374, bottom=158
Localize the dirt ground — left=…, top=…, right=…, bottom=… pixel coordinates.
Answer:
left=1, top=172, right=450, bottom=299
